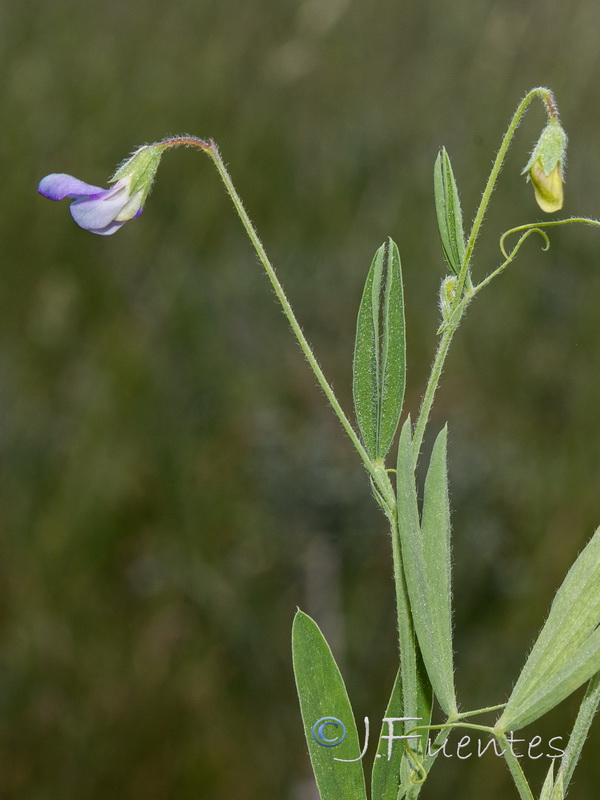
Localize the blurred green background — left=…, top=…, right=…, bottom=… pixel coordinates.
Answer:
left=2, top=0, right=600, bottom=797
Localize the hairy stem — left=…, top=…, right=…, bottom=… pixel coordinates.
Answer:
left=411, top=323, right=458, bottom=464
left=456, top=87, right=555, bottom=299
left=412, top=87, right=556, bottom=465
left=188, top=138, right=395, bottom=502
left=390, top=515, right=418, bottom=723
left=495, top=733, right=535, bottom=800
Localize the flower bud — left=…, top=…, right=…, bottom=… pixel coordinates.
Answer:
left=439, top=275, right=457, bottom=322
left=529, top=161, right=563, bottom=213
left=522, top=120, right=567, bottom=213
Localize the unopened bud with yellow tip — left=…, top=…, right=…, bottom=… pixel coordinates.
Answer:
left=522, top=119, right=567, bottom=213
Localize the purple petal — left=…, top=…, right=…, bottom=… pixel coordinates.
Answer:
left=69, top=184, right=130, bottom=231
left=38, top=173, right=106, bottom=201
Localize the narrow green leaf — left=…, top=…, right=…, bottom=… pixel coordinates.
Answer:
left=503, top=628, right=600, bottom=732
left=292, top=610, right=368, bottom=800
left=396, top=420, right=457, bottom=716
left=498, top=527, right=600, bottom=731
left=539, top=763, right=565, bottom=800
left=378, top=240, right=406, bottom=458
left=395, top=418, right=422, bottom=720
left=371, top=669, right=406, bottom=800
left=561, top=671, right=600, bottom=790
left=420, top=426, right=457, bottom=714
left=539, top=764, right=555, bottom=800
left=353, top=239, right=405, bottom=461
left=551, top=771, right=564, bottom=800
left=353, top=244, right=383, bottom=458
left=434, top=148, right=466, bottom=276
left=414, top=650, right=434, bottom=763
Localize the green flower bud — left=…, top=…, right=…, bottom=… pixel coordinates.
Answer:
left=522, top=120, right=567, bottom=213
left=439, top=275, right=457, bottom=322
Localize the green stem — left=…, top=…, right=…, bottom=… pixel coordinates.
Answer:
left=404, top=719, right=514, bottom=798
left=177, top=137, right=412, bottom=758
left=495, top=732, right=535, bottom=800
left=411, top=87, right=555, bottom=465
left=409, top=721, right=495, bottom=737
left=390, top=515, right=418, bottom=721
left=195, top=139, right=393, bottom=500
left=454, top=702, right=506, bottom=720
left=411, top=323, right=457, bottom=465
left=455, top=87, right=554, bottom=300
left=403, top=719, right=497, bottom=798
left=201, top=132, right=423, bottom=767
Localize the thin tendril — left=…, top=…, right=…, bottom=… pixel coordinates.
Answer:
left=499, top=217, right=600, bottom=260
left=402, top=739, right=428, bottom=785
left=499, top=226, right=550, bottom=260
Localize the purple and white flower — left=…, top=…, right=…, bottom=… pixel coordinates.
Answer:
left=38, top=173, right=145, bottom=236
left=38, top=143, right=165, bottom=235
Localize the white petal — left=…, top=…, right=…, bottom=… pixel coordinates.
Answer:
left=69, top=183, right=129, bottom=231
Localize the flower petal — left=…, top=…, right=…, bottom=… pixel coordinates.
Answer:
left=115, top=190, right=144, bottom=222
left=38, top=173, right=105, bottom=201
left=85, top=218, right=129, bottom=236
left=69, top=184, right=130, bottom=231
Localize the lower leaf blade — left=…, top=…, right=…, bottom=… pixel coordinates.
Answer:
left=292, top=610, right=368, bottom=800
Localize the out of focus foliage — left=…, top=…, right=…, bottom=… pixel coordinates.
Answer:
left=2, top=0, right=600, bottom=797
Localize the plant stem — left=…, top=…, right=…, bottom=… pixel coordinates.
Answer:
left=410, top=721, right=495, bottom=737
left=196, top=139, right=394, bottom=501
left=455, top=87, right=554, bottom=300
left=390, top=515, right=418, bottom=722
left=495, top=732, right=535, bottom=800
left=411, top=87, right=555, bottom=464
left=455, top=703, right=506, bottom=720
left=411, top=323, right=457, bottom=464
